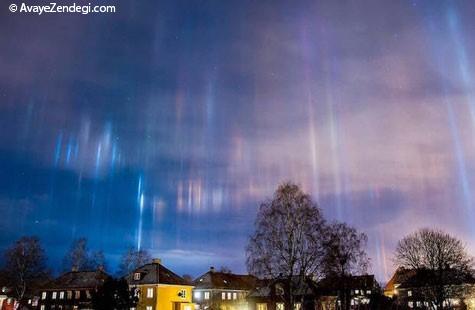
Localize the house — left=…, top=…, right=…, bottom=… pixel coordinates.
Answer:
left=316, top=275, right=379, bottom=310
left=383, top=267, right=416, bottom=298
left=247, top=276, right=318, bottom=310
left=36, top=269, right=110, bottom=310
left=192, top=267, right=257, bottom=310
left=126, top=258, right=194, bottom=310
left=384, top=268, right=475, bottom=309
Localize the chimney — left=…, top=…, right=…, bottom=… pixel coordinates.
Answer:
left=210, top=266, right=215, bottom=273
left=152, top=258, right=162, bottom=265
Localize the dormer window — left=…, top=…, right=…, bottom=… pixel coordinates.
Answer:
left=134, top=273, right=141, bottom=280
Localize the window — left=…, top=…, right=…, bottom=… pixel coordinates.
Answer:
left=416, top=301, right=421, bottom=307
left=227, top=292, right=232, bottom=300
left=232, top=292, right=237, bottom=300
left=222, top=292, right=226, bottom=300
left=179, top=289, right=187, bottom=299
left=408, top=301, right=413, bottom=308
left=60, top=291, right=64, bottom=299
left=86, top=290, right=91, bottom=299
left=408, top=290, right=412, bottom=297
left=294, top=303, right=301, bottom=310
left=40, top=306, right=45, bottom=310
left=41, top=292, right=47, bottom=300
left=366, top=290, right=371, bottom=295
left=75, top=290, right=81, bottom=299
left=355, top=290, right=359, bottom=294
left=276, top=303, right=284, bottom=310
left=147, top=288, right=154, bottom=298
left=204, top=291, right=210, bottom=300
left=67, top=291, right=72, bottom=299
left=257, top=304, right=267, bottom=310
left=146, top=307, right=153, bottom=310
left=184, top=306, right=192, bottom=310
left=194, top=291, right=201, bottom=299
left=52, top=292, right=57, bottom=299
left=134, top=273, right=141, bottom=280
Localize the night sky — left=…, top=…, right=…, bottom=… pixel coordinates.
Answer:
left=1, top=0, right=475, bottom=282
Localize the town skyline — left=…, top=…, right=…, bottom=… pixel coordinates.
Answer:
left=2, top=0, right=475, bottom=285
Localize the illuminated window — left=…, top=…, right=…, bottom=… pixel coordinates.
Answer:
left=233, top=292, right=237, bottom=300
left=75, top=291, right=80, bottom=299
left=194, top=291, right=201, bottom=299
left=184, top=306, right=192, bottom=310
left=52, top=292, right=57, bottom=299
left=59, top=291, right=64, bottom=299
left=294, top=303, right=301, bottom=310
left=146, top=307, right=153, bottom=310
left=134, top=273, right=141, bottom=280
left=67, top=291, right=72, bottom=299
left=40, top=306, right=45, bottom=310
left=86, top=290, right=91, bottom=299
left=147, top=288, right=154, bottom=298
left=41, top=292, right=47, bottom=300
left=222, top=292, right=226, bottom=300
left=227, top=292, right=232, bottom=300
left=355, top=290, right=359, bottom=294
left=276, top=303, right=284, bottom=310
left=366, top=290, right=371, bottom=295
left=408, top=302, right=413, bottom=308
left=408, top=291, right=412, bottom=297
left=204, top=291, right=210, bottom=300
left=257, top=304, right=267, bottom=310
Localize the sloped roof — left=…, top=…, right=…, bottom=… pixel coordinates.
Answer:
left=384, top=268, right=416, bottom=293
left=398, top=269, right=475, bottom=288
left=247, top=277, right=317, bottom=298
left=317, top=275, right=377, bottom=292
left=45, top=270, right=110, bottom=290
left=127, top=262, right=190, bottom=286
left=193, top=271, right=258, bottom=290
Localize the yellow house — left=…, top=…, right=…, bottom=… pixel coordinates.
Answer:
left=127, top=259, right=195, bottom=310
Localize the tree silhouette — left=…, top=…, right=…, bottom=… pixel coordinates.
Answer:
left=246, top=182, right=326, bottom=310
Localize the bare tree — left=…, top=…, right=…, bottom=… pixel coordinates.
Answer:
left=117, top=247, right=151, bottom=277
left=322, top=222, right=369, bottom=310
left=63, top=238, right=107, bottom=272
left=246, top=182, right=326, bottom=310
left=3, top=236, right=50, bottom=300
left=394, top=228, right=474, bottom=309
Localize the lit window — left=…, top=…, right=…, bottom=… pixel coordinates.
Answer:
left=204, top=292, right=210, bottom=300
left=67, top=291, right=72, bottom=299
left=408, top=291, right=412, bottom=297
left=194, top=291, right=201, bottom=299
left=42, top=292, right=47, bottom=300
left=257, top=304, right=267, bottom=310
left=416, top=301, right=421, bottom=307
left=179, top=289, right=187, bottom=299
left=60, top=291, right=64, bottom=299
left=86, top=290, right=91, bottom=299
left=184, top=306, right=192, bottom=310
left=408, top=301, right=413, bottom=308
left=147, top=288, right=154, bottom=298
left=355, top=290, right=359, bottom=294
left=227, top=292, right=232, bottom=300
left=233, top=292, right=237, bottom=300
left=146, top=307, right=153, bottom=310
left=52, top=292, right=57, bottom=299
left=222, top=292, right=226, bottom=300
left=75, top=291, right=81, bottom=299
left=134, top=273, right=141, bottom=280
left=276, top=303, right=284, bottom=310
left=294, top=303, right=301, bottom=310
left=40, top=306, right=45, bottom=310
left=366, top=290, right=371, bottom=295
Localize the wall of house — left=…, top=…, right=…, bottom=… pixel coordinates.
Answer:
left=156, top=285, right=194, bottom=310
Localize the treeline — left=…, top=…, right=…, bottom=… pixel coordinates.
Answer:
left=0, top=237, right=152, bottom=301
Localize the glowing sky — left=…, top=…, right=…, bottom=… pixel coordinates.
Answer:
left=1, top=0, right=475, bottom=281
